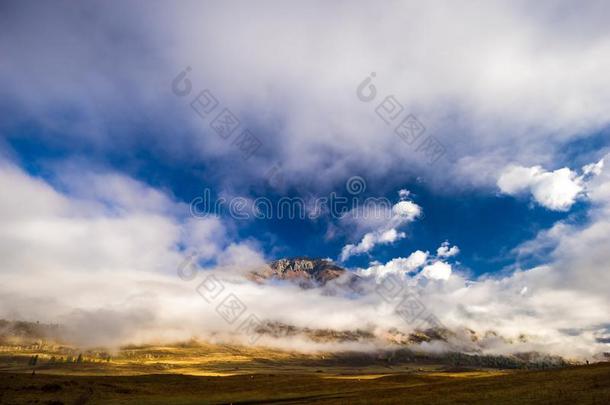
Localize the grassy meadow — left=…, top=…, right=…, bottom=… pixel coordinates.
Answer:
left=0, top=341, right=609, bottom=404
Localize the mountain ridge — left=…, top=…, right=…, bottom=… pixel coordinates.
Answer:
left=250, top=257, right=356, bottom=288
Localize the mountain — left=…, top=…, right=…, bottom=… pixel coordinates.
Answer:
left=250, top=257, right=358, bottom=288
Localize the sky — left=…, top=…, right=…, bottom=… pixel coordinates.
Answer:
left=1, top=0, right=610, bottom=358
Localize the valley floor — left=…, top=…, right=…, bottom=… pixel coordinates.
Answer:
left=0, top=363, right=609, bottom=404
left=1, top=342, right=609, bottom=404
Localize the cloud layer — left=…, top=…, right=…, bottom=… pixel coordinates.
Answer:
left=1, top=159, right=609, bottom=360
left=2, top=1, right=610, bottom=192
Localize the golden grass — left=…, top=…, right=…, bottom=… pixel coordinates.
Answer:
left=1, top=342, right=609, bottom=404
left=0, top=363, right=609, bottom=404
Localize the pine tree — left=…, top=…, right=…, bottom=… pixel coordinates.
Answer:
left=28, top=355, right=39, bottom=366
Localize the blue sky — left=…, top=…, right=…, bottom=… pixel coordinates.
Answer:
left=2, top=113, right=598, bottom=277
left=1, top=0, right=610, bottom=356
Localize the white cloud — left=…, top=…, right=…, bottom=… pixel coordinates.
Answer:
left=359, top=240, right=459, bottom=281
left=421, top=261, right=452, bottom=281
left=215, top=242, right=266, bottom=271
left=398, top=189, right=411, bottom=199
left=359, top=250, right=428, bottom=280
left=497, top=158, right=605, bottom=210
left=340, top=194, right=422, bottom=261
left=392, top=200, right=421, bottom=221
left=436, top=241, right=460, bottom=258
left=583, top=158, right=605, bottom=177
left=0, top=161, right=263, bottom=346
left=340, top=228, right=405, bottom=261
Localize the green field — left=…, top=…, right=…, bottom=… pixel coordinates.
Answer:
left=1, top=342, right=609, bottom=404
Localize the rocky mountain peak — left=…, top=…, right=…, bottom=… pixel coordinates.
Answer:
left=250, top=257, right=349, bottom=288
